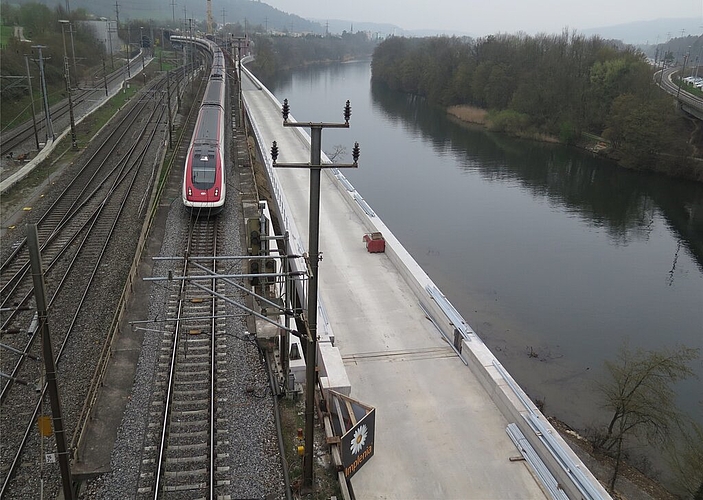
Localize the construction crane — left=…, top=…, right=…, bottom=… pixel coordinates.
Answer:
left=206, top=0, right=214, bottom=35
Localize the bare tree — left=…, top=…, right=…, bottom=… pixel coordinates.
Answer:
left=325, top=144, right=346, bottom=163
left=595, top=343, right=699, bottom=493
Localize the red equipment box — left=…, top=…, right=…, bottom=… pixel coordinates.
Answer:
left=363, top=232, right=386, bottom=253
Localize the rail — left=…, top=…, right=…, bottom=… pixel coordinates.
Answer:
left=72, top=69, right=188, bottom=463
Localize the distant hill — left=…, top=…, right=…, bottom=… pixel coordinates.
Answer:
left=579, top=17, right=703, bottom=45
left=313, top=16, right=703, bottom=43
left=8, top=0, right=326, bottom=34
left=9, top=0, right=699, bottom=46
left=316, top=19, right=473, bottom=38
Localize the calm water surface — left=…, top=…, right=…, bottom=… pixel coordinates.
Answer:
left=265, top=60, right=703, bottom=430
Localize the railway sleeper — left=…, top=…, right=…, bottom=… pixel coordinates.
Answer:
left=173, top=372, right=209, bottom=379
left=172, top=391, right=210, bottom=399
left=162, top=481, right=207, bottom=491
left=170, top=408, right=209, bottom=417
left=163, top=469, right=207, bottom=478
left=168, top=418, right=209, bottom=428
left=168, top=442, right=208, bottom=451
left=179, top=336, right=210, bottom=343
left=169, top=430, right=208, bottom=438
left=172, top=383, right=209, bottom=391
left=178, top=360, right=210, bottom=367
left=174, top=364, right=210, bottom=371
left=176, top=353, right=212, bottom=361
left=164, top=455, right=208, bottom=464
left=173, top=398, right=210, bottom=407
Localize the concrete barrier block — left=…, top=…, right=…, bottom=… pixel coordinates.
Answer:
left=289, top=335, right=306, bottom=385
left=318, top=342, right=351, bottom=396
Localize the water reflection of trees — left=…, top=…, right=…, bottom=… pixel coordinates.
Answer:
left=371, top=82, right=703, bottom=269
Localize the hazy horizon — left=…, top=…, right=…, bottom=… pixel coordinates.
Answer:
left=262, top=0, right=703, bottom=37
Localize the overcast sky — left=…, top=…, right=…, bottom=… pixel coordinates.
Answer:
left=261, top=0, right=702, bottom=35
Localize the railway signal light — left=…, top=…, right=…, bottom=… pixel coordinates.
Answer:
left=264, top=258, right=276, bottom=283
left=247, top=218, right=261, bottom=255
left=250, top=230, right=261, bottom=255
left=249, top=260, right=260, bottom=285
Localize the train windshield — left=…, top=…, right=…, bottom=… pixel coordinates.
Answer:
left=192, top=151, right=217, bottom=188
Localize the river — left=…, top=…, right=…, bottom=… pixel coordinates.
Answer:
left=263, top=60, right=703, bottom=434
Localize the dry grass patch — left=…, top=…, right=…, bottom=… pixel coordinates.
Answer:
left=447, top=105, right=488, bottom=125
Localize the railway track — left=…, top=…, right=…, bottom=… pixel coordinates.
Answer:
left=3, top=45, right=289, bottom=498
left=0, top=61, right=194, bottom=159
left=0, top=69, right=184, bottom=498
left=0, top=67, right=125, bottom=157
left=137, top=217, right=229, bottom=498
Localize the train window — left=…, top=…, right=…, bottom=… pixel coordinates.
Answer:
left=192, top=151, right=217, bottom=188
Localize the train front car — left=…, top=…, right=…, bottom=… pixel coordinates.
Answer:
left=182, top=44, right=227, bottom=216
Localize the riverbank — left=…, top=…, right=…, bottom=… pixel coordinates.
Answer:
left=447, top=104, right=703, bottom=182
left=447, top=104, right=609, bottom=153
left=549, top=417, right=677, bottom=500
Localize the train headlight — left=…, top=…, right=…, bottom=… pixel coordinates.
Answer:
left=214, top=188, right=219, bottom=198
left=188, top=187, right=192, bottom=196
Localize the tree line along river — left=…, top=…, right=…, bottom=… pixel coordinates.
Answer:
left=263, top=59, right=703, bottom=435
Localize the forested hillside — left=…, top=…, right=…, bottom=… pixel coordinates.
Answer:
left=0, top=3, right=106, bottom=128
left=371, top=34, right=703, bottom=181
left=249, top=32, right=377, bottom=82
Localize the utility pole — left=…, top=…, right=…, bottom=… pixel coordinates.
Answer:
left=231, top=35, right=247, bottom=123
left=69, top=22, right=78, bottom=87
left=33, top=45, right=54, bottom=142
left=127, top=25, right=131, bottom=78
left=60, top=20, right=78, bottom=150
left=140, top=26, right=145, bottom=70
left=269, top=99, right=360, bottom=492
left=28, top=224, right=75, bottom=500
left=188, top=19, right=194, bottom=89
left=24, top=55, right=40, bottom=150
left=166, top=70, right=173, bottom=148
left=102, top=54, right=108, bottom=96
left=677, top=51, right=689, bottom=100
left=107, top=19, right=115, bottom=70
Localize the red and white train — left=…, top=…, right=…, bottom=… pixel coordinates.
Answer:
left=175, top=36, right=227, bottom=215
